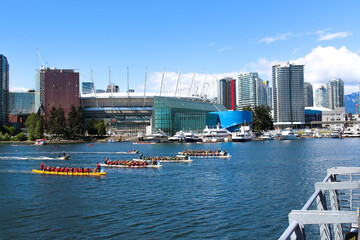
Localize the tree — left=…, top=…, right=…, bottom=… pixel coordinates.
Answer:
left=67, top=105, right=85, bottom=139
left=95, top=118, right=106, bottom=136
left=47, top=106, right=67, bottom=137
left=25, top=113, right=44, bottom=140
left=242, top=105, right=273, bottom=131
left=86, top=116, right=98, bottom=135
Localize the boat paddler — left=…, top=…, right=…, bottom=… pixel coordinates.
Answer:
left=96, top=162, right=101, bottom=172
left=40, top=162, right=44, bottom=170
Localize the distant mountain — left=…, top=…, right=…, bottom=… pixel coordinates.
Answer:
left=345, top=92, right=359, bottom=114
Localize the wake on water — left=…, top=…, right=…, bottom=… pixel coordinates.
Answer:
left=0, top=156, right=58, bottom=161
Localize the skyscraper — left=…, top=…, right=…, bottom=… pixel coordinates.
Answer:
left=326, top=78, right=344, bottom=110
left=315, top=85, right=328, bottom=108
left=304, top=82, right=313, bottom=107
left=263, top=80, right=272, bottom=109
left=35, top=67, right=79, bottom=119
left=82, top=82, right=94, bottom=94
left=237, top=72, right=265, bottom=110
left=0, top=54, right=9, bottom=126
left=272, top=63, right=305, bottom=125
left=218, top=78, right=236, bottom=110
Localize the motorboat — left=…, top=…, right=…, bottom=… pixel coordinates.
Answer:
left=342, top=125, right=360, bottom=138
left=232, top=126, right=253, bottom=142
left=280, top=128, right=297, bottom=140
left=57, top=155, right=70, bottom=160
left=35, top=139, right=46, bottom=145
left=183, top=132, right=202, bottom=142
left=168, top=131, right=185, bottom=142
left=259, top=131, right=274, bottom=141
left=143, top=129, right=169, bottom=143
left=202, top=125, right=231, bottom=142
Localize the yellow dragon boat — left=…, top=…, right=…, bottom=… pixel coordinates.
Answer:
left=32, top=169, right=107, bottom=176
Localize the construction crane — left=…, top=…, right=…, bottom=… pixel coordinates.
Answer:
left=36, top=48, right=46, bottom=68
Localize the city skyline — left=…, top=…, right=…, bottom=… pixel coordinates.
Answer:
left=1, top=1, right=360, bottom=96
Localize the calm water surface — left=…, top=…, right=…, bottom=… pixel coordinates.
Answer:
left=0, top=139, right=359, bottom=239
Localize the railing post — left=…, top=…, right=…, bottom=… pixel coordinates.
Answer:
left=329, top=174, right=343, bottom=240
left=317, top=190, right=332, bottom=240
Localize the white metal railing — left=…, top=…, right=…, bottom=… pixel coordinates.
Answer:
left=279, top=167, right=360, bottom=240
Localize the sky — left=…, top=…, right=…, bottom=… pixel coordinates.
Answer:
left=2, top=0, right=360, bottom=97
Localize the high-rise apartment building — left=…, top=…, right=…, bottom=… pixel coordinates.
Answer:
left=315, top=85, right=328, bottom=108
left=304, top=82, right=313, bottom=107
left=272, top=63, right=305, bottom=125
left=237, top=72, right=266, bottom=110
left=106, top=84, right=119, bottom=93
left=9, top=90, right=35, bottom=115
left=326, top=78, right=344, bottom=110
left=35, top=67, right=79, bottom=119
left=218, top=78, right=236, bottom=110
left=82, top=82, right=94, bottom=94
left=0, top=54, right=9, bottom=126
left=263, top=80, right=272, bottom=109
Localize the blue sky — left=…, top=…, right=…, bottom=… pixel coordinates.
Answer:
left=2, top=0, right=360, bottom=95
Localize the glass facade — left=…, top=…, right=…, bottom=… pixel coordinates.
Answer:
left=153, top=96, right=227, bottom=135
left=0, top=55, right=9, bottom=125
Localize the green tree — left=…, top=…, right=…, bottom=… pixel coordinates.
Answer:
left=15, top=132, right=27, bottom=141
left=95, top=118, right=106, bottom=136
left=67, top=105, right=85, bottom=139
left=47, top=106, right=67, bottom=137
left=86, top=116, right=98, bottom=135
left=8, top=126, right=16, bottom=136
left=25, top=113, right=44, bottom=140
left=242, top=105, right=273, bottom=131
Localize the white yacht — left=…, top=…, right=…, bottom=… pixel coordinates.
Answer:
left=168, top=131, right=185, bottom=142
left=343, top=125, right=360, bottom=138
left=232, top=126, right=253, bottom=142
left=143, top=130, right=169, bottom=142
left=183, top=132, right=202, bottom=142
left=280, top=128, right=297, bottom=140
left=202, top=125, right=231, bottom=142
left=259, top=131, right=274, bottom=141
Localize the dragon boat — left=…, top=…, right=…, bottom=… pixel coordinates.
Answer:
left=99, top=163, right=162, bottom=168
left=134, top=157, right=193, bottom=163
left=177, top=151, right=231, bottom=158
left=32, top=169, right=106, bottom=176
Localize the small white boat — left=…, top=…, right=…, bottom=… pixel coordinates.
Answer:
left=280, top=128, right=297, bottom=140
left=259, top=132, right=274, bottom=141
left=168, top=131, right=185, bottom=142
left=232, top=126, right=253, bottom=142
left=57, top=155, right=70, bottom=160
left=35, top=139, right=46, bottom=145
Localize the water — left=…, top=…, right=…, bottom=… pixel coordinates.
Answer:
left=0, top=139, right=359, bottom=239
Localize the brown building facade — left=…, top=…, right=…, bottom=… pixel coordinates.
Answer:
left=36, top=68, right=79, bottom=119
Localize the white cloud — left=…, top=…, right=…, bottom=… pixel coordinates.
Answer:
left=217, top=47, right=232, bottom=53
left=10, top=87, right=29, bottom=92
left=258, top=32, right=292, bottom=44
left=207, top=42, right=216, bottom=47
left=318, top=32, right=352, bottom=41
left=293, top=46, right=360, bottom=93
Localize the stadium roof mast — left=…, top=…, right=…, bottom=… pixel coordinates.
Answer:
left=188, top=69, right=196, bottom=98
left=174, top=68, right=181, bottom=97
left=159, top=67, right=165, bottom=97
left=127, top=67, right=130, bottom=107
left=91, top=68, right=99, bottom=108
left=109, top=67, right=114, bottom=108
left=143, top=67, right=147, bottom=107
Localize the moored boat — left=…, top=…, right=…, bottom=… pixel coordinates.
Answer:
left=32, top=169, right=106, bottom=176
left=280, top=128, right=297, bottom=140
